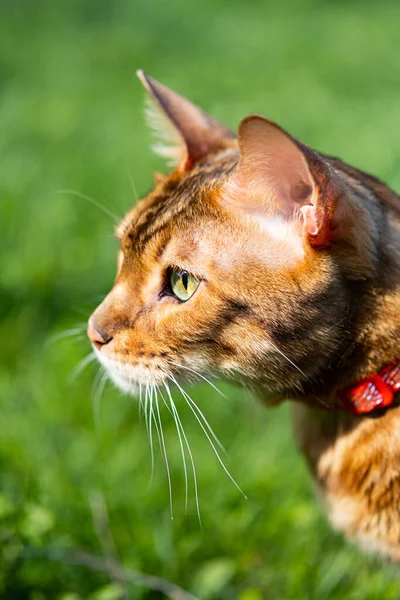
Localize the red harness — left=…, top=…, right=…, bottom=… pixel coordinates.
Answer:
left=339, top=360, right=400, bottom=415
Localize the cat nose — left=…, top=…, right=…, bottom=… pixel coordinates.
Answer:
left=87, top=326, right=113, bottom=350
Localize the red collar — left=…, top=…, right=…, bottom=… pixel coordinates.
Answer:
left=339, top=360, right=400, bottom=415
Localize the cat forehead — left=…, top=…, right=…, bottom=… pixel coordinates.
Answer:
left=117, top=197, right=305, bottom=277
left=116, top=149, right=239, bottom=243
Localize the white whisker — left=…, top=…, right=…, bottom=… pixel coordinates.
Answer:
left=91, top=369, right=108, bottom=430
left=127, top=167, right=139, bottom=203
left=171, top=370, right=227, bottom=457
left=146, top=383, right=155, bottom=488
left=138, top=382, right=143, bottom=422
left=170, top=362, right=227, bottom=398
left=169, top=375, right=247, bottom=500
left=267, top=338, right=306, bottom=378
left=69, top=352, right=97, bottom=383
left=154, top=386, right=173, bottom=520
left=55, top=189, right=120, bottom=223
left=159, top=386, right=189, bottom=515
left=164, top=382, right=202, bottom=526
left=47, top=325, right=87, bottom=346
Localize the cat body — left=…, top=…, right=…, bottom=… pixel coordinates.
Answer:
left=293, top=405, right=400, bottom=561
left=88, top=72, right=400, bottom=561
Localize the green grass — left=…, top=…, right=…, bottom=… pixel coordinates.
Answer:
left=2, top=0, right=400, bottom=598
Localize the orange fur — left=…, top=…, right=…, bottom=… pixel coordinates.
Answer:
left=88, top=74, right=400, bottom=562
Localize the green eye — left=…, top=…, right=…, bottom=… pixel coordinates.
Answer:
left=170, top=268, right=200, bottom=302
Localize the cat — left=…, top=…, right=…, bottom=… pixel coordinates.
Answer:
left=88, top=71, right=400, bottom=562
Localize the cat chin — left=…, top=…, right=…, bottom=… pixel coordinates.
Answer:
left=108, top=370, right=140, bottom=396
left=92, top=347, right=166, bottom=393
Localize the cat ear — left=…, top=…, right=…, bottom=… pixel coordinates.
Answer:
left=223, top=115, right=346, bottom=248
left=137, top=70, right=235, bottom=172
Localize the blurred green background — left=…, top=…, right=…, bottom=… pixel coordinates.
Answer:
left=2, top=0, right=400, bottom=598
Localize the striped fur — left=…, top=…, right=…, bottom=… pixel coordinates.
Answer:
left=89, top=78, right=400, bottom=562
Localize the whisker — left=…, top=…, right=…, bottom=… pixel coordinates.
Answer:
left=69, top=352, right=97, bottom=383
left=267, top=338, right=307, bottom=379
left=91, top=368, right=104, bottom=404
left=91, top=369, right=108, bottom=430
left=146, top=383, right=155, bottom=488
left=325, top=315, right=349, bottom=335
left=158, top=385, right=189, bottom=516
left=60, top=334, right=86, bottom=346
left=150, top=384, right=173, bottom=417
left=154, top=386, right=173, bottom=520
left=170, top=362, right=227, bottom=398
left=127, top=167, right=139, bottom=203
left=169, top=369, right=227, bottom=456
left=143, top=382, right=149, bottom=437
left=164, top=382, right=202, bottom=526
left=138, top=382, right=143, bottom=422
left=55, top=189, right=120, bottom=223
left=47, top=325, right=87, bottom=346
left=169, top=375, right=247, bottom=500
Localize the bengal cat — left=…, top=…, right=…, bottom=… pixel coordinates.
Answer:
left=88, top=72, right=400, bottom=562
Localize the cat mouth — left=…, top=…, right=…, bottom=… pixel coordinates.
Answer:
left=92, top=346, right=169, bottom=393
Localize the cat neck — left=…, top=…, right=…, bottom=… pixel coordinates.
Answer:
left=296, top=221, right=400, bottom=410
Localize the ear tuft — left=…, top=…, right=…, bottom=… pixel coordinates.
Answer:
left=144, top=95, right=184, bottom=166
left=137, top=70, right=235, bottom=172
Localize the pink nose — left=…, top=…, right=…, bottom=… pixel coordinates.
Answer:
left=87, top=326, right=112, bottom=350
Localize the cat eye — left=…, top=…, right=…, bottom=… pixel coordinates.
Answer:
left=170, top=268, right=200, bottom=302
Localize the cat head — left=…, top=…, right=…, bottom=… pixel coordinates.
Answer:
left=88, top=72, right=380, bottom=401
